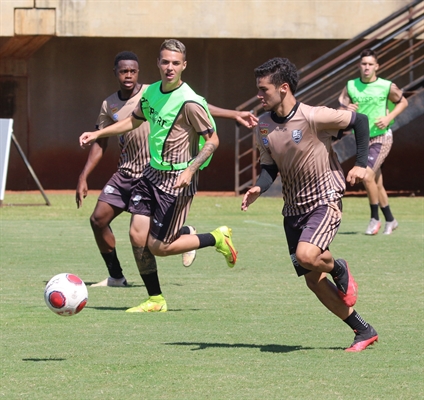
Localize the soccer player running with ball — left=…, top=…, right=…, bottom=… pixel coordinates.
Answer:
left=241, top=57, right=378, bottom=352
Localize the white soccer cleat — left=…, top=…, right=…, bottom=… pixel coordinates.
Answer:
left=383, top=219, right=398, bottom=235
left=182, top=226, right=197, bottom=267
left=91, top=276, right=127, bottom=287
left=365, top=218, right=381, bottom=235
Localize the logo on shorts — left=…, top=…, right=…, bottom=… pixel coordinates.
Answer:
left=104, top=185, right=115, bottom=195
left=153, top=218, right=163, bottom=228
left=290, top=253, right=300, bottom=267
left=292, top=129, right=302, bottom=144
left=132, top=195, right=142, bottom=205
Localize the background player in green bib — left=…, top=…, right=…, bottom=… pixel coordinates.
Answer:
left=79, top=39, right=243, bottom=312
left=338, top=49, right=408, bottom=235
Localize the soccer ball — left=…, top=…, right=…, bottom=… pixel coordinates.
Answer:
left=44, top=273, right=88, bottom=316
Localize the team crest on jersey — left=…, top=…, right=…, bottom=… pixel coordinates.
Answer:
left=260, top=128, right=269, bottom=136
left=262, top=137, right=269, bottom=146
left=113, top=113, right=119, bottom=121
left=292, top=129, right=302, bottom=144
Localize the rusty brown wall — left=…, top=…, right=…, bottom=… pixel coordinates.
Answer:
left=3, top=37, right=423, bottom=193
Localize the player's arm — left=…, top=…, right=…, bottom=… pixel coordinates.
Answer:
left=345, top=112, right=369, bottom=186
left=241, top=164, right=279, bottom=211
left=76, top=137, right=108, bottom=208
left=207, top=103, right=258, bottom=129
left=79, top=103, right=145, bottom=147
left=174, top=104, right=219, bottom=189
left=375, top=83, right=408, bottom=130
left=338, top=86, right=358, bottom=112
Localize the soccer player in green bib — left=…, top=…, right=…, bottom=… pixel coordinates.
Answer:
left=339, top=49, right=408, bottom=235
left=79, top=39, right=246, bottom=312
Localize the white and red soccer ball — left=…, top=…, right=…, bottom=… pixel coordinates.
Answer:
left=44, top=273, right=88, bottom=316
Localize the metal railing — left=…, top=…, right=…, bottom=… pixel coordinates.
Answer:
left=234, top=0, right=424, bottom=195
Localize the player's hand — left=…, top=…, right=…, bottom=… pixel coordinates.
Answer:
left=173, top=169, right=194, bottom=189
left=346, top=103, right=359, bottom=112
left=79, top=131, right=98, bottom=148
left=76, top=178, right=88, bottom=209
left=375, top=116, right=390, bottom=130
left=241, top=186, right=261, bottom=211
left=346, top=166, right=366, bottom=186
left=236, top=111, right=259, bottom=129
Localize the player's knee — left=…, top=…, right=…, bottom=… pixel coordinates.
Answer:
left=295, top=250, right=316, bottom=271
left=90, top=213, right=107, bottom=231
left=147, top=237, right=169, bottom=257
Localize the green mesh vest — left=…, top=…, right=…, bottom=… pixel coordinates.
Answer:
left=346, top=77, right=395, bottom=138
left=140, top=81, right=216, bottom=171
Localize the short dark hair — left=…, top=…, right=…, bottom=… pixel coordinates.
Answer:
left=159, top=39, right=186, bottom=60
left=254, top=57, right=299, bottom=94
left=360, top=48, right=378, bottom=63
left=114, top=51, right=139, bottom=68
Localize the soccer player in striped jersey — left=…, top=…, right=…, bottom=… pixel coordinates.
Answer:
left=77, top=48, right=257, bottom=307
left=241, top=57, right=378, bottom=352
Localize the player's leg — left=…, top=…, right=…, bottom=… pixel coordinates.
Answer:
left=363, top=166, right=381, bottom=235
left=378, top=170, right=398, bottom=234
left=150, top=229, right=237, bottom=268
left=126, top=213, right=167, bottom=312
left=374, top=132, right=397, bottom=234
left=147, top=193, right=237, bottom=268
left=180, top=225, right=197, bottom=267
left=304, top=271, right=378, bottom=352
left=285, top=208, right=377, bottom=351
left=90, top=173, right=133, bottom=287
left=288, top=204, right=357, bottom=307
left=297, top=243, right=357, bottom=308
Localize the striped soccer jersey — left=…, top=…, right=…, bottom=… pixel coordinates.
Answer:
left=256, top=103, right=354, bottom=216
left=96, top=84, right=150, bottom=179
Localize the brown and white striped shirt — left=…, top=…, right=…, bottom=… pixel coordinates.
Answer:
left=96, top=84, right=150, bottom=179
left=143, top=101, right=215, bottom=197
left=256, top=103, right=354, bottom=216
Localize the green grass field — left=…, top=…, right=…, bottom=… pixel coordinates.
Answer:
left=1, top=192, right=423, bottom=399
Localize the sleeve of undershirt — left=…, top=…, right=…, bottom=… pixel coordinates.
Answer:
left=255, top=164, right=279, bottom=194
left=346, top=112, right=369, bottom=168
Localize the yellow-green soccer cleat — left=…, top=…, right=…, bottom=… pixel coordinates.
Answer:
left=211, top=226, right=238, bottom=268
left=125, top=294, right=168, bottom=313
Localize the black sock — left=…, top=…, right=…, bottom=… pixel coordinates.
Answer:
left=197, top=233, right=216, bottom=248
left=381, top=205, right=394, bottom=222
left=179, top=226, right=191, bottom=235
left=343, top=310, right=369, bottom=333
left=140, top=271, right=161, bottom=296
left=370, top=204, right=379, bottom=220
left=330, top=259, right=344, bottom=279
left=101, top=249, right=123, bottom=279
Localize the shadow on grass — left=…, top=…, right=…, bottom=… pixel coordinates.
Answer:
left=84, top=282, right=144, bottom=287
left=23, top=358, right=66, bottom=362
left=338, top=231, right=361, bottom=235
left=87, top=306, right=131, bottom=311
left=166, top=342, right=319, bottom=353
left=86, top=306, right=202, bottom=311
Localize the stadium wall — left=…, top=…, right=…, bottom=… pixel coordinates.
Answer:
left=0, top=1, right=422, bottom=193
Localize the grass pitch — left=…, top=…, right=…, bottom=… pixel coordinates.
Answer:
left=0, top=192, right=423, bottom=399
